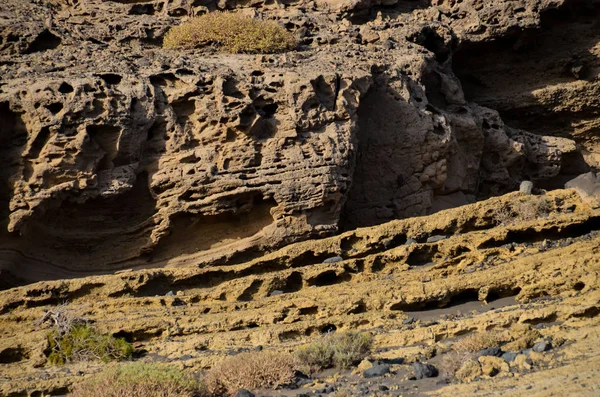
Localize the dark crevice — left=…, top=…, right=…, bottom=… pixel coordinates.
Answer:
left=478, top=216, right=600, bottom=249
left=112, top=328, right=163, bottom=343
left=25, top=30, right=61, bottom=54
left=306, top=270, right=351, bottom=287
left=237, top=279, right=263, bottom=302
left=390, top=288, right=480, bottom=312
left=0, top=346, right=28, bottom=364
left=406, top=245, right=439, bottom=267
left=97, top=73, right=123, bottom=86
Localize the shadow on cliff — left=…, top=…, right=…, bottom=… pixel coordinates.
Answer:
left=452, top=0, right=600, bottom=188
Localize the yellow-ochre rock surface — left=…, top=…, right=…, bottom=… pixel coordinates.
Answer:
left=2, top=190, right=600, bottom=395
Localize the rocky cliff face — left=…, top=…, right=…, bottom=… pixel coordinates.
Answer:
left=0, top=0, right=599, bottom=285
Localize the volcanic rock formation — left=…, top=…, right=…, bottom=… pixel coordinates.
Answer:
left=0, top=1, right=599, bottom=285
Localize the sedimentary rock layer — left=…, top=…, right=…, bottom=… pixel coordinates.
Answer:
left=0, top=0, right=598, bottom=283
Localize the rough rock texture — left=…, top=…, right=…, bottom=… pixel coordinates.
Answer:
left=566, top=171, right=600, bottom=208
left=1, top=190, right=600, bottom=396
left=1, top=0, right=598, bottom=284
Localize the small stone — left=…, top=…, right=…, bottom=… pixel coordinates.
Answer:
left=382, top=40, right=394, bottom=50
left=501, top=352, right=518, bottom=363
left=323, top=256, right=343, bottom=264
left=565, top=172, right=600, bottom=208
left=378, top=385, right=389, bottom=391
left=270, top=290, right=284, bottom=296
left=405, top=238, right=417, bottom=245
left=363, top=364, right=390, bottom=378
left=165, top=290, right=175, bottom=296
left=403, top=317, right=416, bottom=325
left=519, top=180, right=534, bottom=195
left=356, top=359, right=374, bottom=372
left=412, top=362, right=438, bottom=379
left=532, top=340, right=552, bottom=353
left=513, top=354, right=533, bottom=370
left=235, top=389, right=255, bottom=397
left=478, top=356, right=509, bottom=376
left=426, top=235, right=447, bottom=243
left=476, top=347, right=503, bottom=358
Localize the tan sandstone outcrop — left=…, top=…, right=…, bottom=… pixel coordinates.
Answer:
left=2, top=0, right=598, bottom=285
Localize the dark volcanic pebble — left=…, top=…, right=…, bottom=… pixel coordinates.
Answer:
left=412, top=362, right=438, bottom=379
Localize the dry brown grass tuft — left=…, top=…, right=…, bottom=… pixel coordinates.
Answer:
left=205, top=350, right=298, bottom=395
left=70, top=362, right=206, bottom=397
left=440, top=331, right=503, bottom=380
left=163, top=12, right=297, bottom=54
left=295, top=331, right=373, bottom=373
left=493, top=197, right=552, bottom=226
left=452, top=331, right=503, bottom=354
left=440, top=350, right=475, bottom=380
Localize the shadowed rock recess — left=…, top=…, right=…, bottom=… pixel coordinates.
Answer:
left=1, top=0, right=600, bottom=395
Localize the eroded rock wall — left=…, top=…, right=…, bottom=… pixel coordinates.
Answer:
left=0, top=0, right=597, bottom=284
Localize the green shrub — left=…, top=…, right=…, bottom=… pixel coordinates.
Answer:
left=47, top=323, right=133, bottom=365
left=295, top=331, right=373, bottom=373
left=163, top=12, right=297, bottom=54
left=69, top=362, right=206, bottom=397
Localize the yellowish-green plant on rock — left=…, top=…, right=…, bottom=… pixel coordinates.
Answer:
left=163, top=12, right=297, bottom=54
left=46, top=322, right=133, bottom=365
left=69, top=362, right=206, bottom=397
left=295, top=331, right=373, bottom=373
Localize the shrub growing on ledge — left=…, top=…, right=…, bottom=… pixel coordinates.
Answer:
left=46, top=323, right=133, bottom=365
left=70, top=362, right=206, bottom=397
left=295, top=330, right=373, bottom=373
left=205, top=350, right=298, bottom=395
left=163, top=12, right=297, bottom=54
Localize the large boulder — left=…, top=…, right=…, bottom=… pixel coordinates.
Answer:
left=565, top=173, right=600, bottom=208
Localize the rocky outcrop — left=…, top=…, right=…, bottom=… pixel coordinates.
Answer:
left=2, top=190, right=600, bottom=395
left=0, top=0, right=598, bottom=284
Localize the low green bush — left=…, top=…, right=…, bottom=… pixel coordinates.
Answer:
left=163, top=12, right=297, bottom=54
left=295, top=331, right=373, bottom=373
left=69, top=362, right=206, bottom=397
left=47, top=323, right=133, bottom=365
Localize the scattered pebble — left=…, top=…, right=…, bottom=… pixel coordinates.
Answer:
left=412, top=362, right=438, bottom=379
left=520, top=181, right=534, bottom=194
left=426, top=235, right=447, bottom=243
left=323, top=256, right=343, bottom=264
left=235, top=389, right=255, bottom=397
left=533, top=340, right=553, bottom=353
left=501, top=352, right=518, bottom=363
left=363, top=364, right=390, bottom=378
left=476, top=347, right=503, bottom=358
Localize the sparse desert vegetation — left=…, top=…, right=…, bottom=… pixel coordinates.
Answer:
left=42, top=306, right=133, bottom=365
left=295, top=331, right=373, bottom=373
left=69, top=362, right=206, bottom=397
left=440, top=331, right=503, bottom=379
left=163, top=12, right=297, bottom=53
left=205, top=350, right=298, bottom=395
left=493, top=196, right=552, bottom=225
